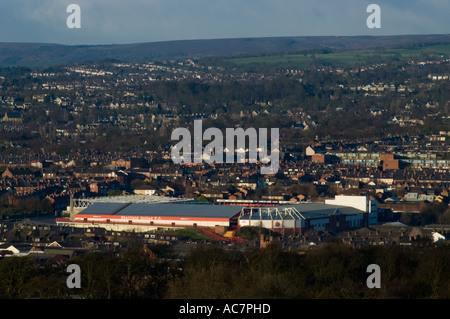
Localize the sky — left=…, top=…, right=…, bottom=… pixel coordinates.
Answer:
left=0, top=0, right=449, bottom=45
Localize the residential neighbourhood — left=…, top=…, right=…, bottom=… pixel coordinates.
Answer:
left=0, top=39, right=449, bottom=300
left=0, top=52, right=449, bottom=237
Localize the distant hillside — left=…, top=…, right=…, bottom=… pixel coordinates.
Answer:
left=1, top=34, right=450, bottom=66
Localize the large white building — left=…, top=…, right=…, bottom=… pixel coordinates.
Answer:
left=325, top=195, right=377, bottom=212
left=325, top=195, right=378, bottom=225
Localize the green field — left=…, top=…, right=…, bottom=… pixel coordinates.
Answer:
left=227, top=44, right=450, bottom=69
left=160, top=228, right=213, bottom=241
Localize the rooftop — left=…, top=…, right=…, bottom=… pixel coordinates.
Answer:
left=239, top=203, right=365, bottom=221
left=77, top=202, right=245, bottom=219
left=72, top=194, right=194, bottom=208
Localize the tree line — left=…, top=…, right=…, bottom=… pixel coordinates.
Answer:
left=2, top=240, right=450, bottom=299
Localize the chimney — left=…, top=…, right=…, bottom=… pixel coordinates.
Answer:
left=69, top=194, right=75, bottom=219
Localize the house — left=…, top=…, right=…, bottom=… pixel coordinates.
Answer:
left=28, top=246, right=45, bottom=254
left=306, top=146, right=317, bottom=156
left=30, top=160, right=53, bottom=169
left=405, top=192, right=435, bottom=202
left=2, top=111, right=22, bottom=123
left=160, top=186, right=176, bottom=196
left=2, top=168, right=36, bottom=179
left=235, top=179, right=258, bottom=190
left=261, top=193, right=286, bottom=201
left=385, top=196, right=401, bottom=202
left=14, top=181, right=39, bottom=196
left=111, top=158, right=131, bottom=169
left=134, top=186, right=156, bottom=196
left=73, top=169, right=117, bottom=179
left=382, top=159, right=399, bottom=171
left=311, top=154, right=325, bottom=163
left=203, top=189, right=226, bottom=200
left=2, top=244, right=33, bottom=256
left=432, top=232, right=447, bottom=243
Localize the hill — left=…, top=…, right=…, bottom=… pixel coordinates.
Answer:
left=1, top=34, right=450, bottom=66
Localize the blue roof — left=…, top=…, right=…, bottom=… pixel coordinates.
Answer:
left=78, top=202, right=244, bottom=219
left=78, top=202, right=130, bottom=215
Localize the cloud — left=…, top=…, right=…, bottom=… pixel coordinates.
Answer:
left=0, top=0, right=448, bottom=44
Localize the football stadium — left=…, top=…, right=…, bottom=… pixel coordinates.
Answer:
left=56, top=195, right=378, bottom=235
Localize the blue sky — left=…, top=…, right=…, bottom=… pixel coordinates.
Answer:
left=0, top=0, right=449, bottom=45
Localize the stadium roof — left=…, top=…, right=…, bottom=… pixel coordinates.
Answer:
left=75, top=200, right=366, bottom=222
left=296, top=203, right=364, bottom=217
left=73, top=194, right=192, bottom=205
left=77, top=202, right=244, bottom=219
left=238, top=203, right=365, bottom=221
